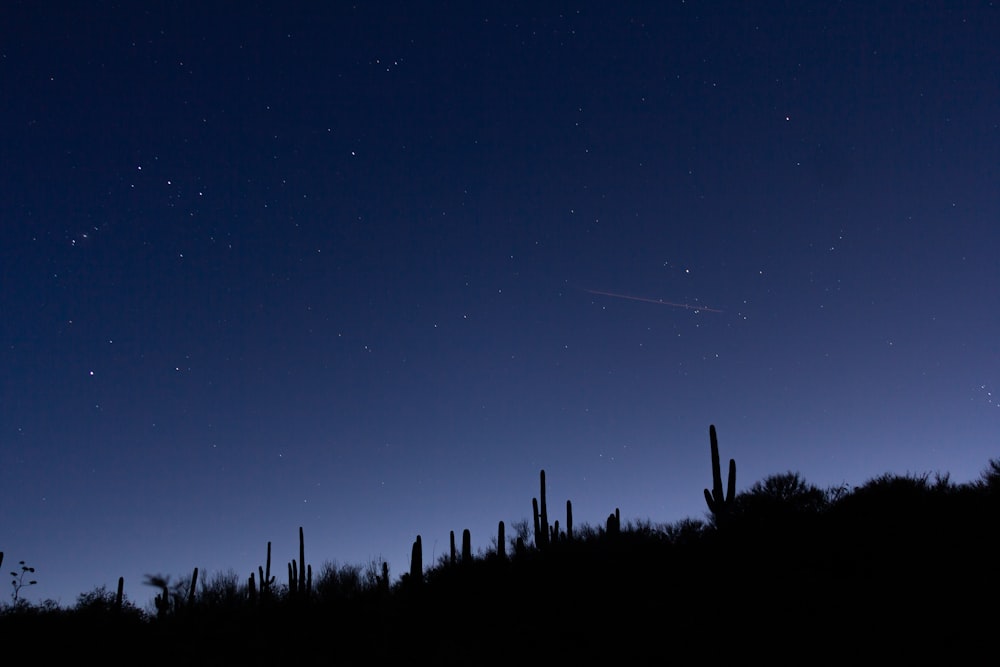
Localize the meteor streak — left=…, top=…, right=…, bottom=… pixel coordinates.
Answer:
left=585, top=288, right=723, bottom=313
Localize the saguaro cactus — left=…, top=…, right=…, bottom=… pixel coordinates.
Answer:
left=154, top=589, right=169, bottom=618
left=410, top=535, right=423, bottom=583
left=497, top=521, right=506, bottom=559
left=532, top=498, right=541, bottom=549
left=250, top=541, right=274, bottom=604
left=147, top=576, right=170, bottom=618
left=298, top=526, right=308, bottom=595
left=703, top=424, right=736, bottom=525
left=288, top=527, right=311, bottom=597
left=539, top=470, right=550, bottom=548
left=187, top=567, right=199, bottom=606
left=462, top=528, right=472, bottom=563
left=566, top=500, right=574, bottom=541
left=115, top=577, right=124, bottom=612
left=606, top=508, right=620, bottom=536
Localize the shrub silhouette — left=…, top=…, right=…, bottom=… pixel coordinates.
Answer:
left=731, top=471, right=827, bottom=527
left=195, top=569, right=243, bottom=611
left=314, top=561, right=371, bottom=603
left=978, top=458, right=1000, bottom=493
left=74, top=584, right=142, bottom=619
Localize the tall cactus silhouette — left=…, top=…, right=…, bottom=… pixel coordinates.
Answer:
left=410, top=535, right=423, bottom=583
left=566, top=500, right=573, bottom=541
left=532, top=469, right=552, bottom=549
left=115, top=576, right=124, bottom=612
left=532, top=498, right=541, bottom=549
left=288, top=527, right=311, bottom=597
left=703, top=424, right=736, bottom=525
left=539, top=470, right=549, bottom=548
left=258, top=541, right=274, bottom=600
left=606, top=508, right=620, bottom=536
left=187, top=567, right=199, bottom=606
left=462, top=528, right=472, bottom=563
left=298, top=527, right=307, bottom=595
left=144, top=575, right=171, bottom=619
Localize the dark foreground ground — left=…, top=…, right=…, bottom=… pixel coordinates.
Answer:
left=5, top=470, right=998, bottom=664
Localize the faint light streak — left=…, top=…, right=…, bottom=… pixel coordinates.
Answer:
left=584, top=288, right=723, bottom=313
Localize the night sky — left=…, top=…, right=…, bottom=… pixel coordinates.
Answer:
left=3, top=2, right=998, bottom=608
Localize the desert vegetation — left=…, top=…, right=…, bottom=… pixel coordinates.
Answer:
left=3, top=425, right=998, bottom=663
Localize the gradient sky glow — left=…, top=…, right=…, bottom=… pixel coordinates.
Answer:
left=2, top=2, right=999, bottom=608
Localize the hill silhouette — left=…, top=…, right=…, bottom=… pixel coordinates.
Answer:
left=3, top=425, right=998, bottom=663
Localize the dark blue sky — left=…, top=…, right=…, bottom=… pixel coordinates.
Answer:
left=3, top=1, right=998, bottom=607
